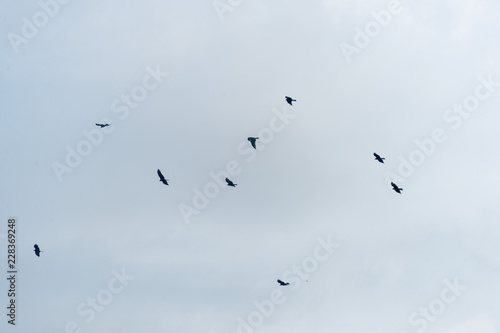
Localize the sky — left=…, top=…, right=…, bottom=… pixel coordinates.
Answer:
left=1, top=0, right=500, bottom=332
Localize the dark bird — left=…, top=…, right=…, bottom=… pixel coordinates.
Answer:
left=277, top=279, right=289, bottom=286
left=374, top=153, right=385, bottom=163
left=34, top=244, right=43, bottom=257
left=95, top=123, right=110, bottom=128
left=157, top=169, right=169, bottom=185
left=225, top=177, right=237, bottom=187
left=285, top=96, right=296, bottom=106
left=391, top=182, right=403, bottom=194
left=247, top=137, right=259, bottom=149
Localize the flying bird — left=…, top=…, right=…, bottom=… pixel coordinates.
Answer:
left=247, top=137, right=259, bottom=149
left=157, top=169, right=169, bottom=185
left=277, top=279, right=289, bottom=286
left=95, top=123, right=110, bottom=128
left=391, top=182, right=403, bottom=194
left=225, top=177, right=237, bottom=187
left=285, top=96, right=296, bottom=106
left=33, top=244, right=43, bottom=257
left=374, top=153, right=385, bottom=163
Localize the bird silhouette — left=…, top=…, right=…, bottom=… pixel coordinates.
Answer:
left=374, top=153, right=385, bottom=163
left=95, top=123, right=110, bottom=128
left=391, top=182, right=403, bottom=194
left=157, top=169, right=169, bottom=185
left=247, top=137, right=259, bottom=149
left=34, top=244, right=43, bottom=257
left=225, top=178, right=237, bottom=187
left=285, top=96, right=296, bottom=106
left=277, top=279, right=289, bottom=286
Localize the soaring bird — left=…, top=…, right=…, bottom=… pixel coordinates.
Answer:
left=34, top=244, right=43, bottom=257
left=247, top=137, right=259, bottom=149
left=95, top=123, right=110, bottom=128
left=285, top=96, right=296, bottom=106
left=391, top=182, right=403, bottom=194
left=277, top=279, right=289, bottom=286
left=225, top=177, right=237, bottom=187
left=374, top=153, right=385, bottom=163
left=157, top=169, right=169, bottom=185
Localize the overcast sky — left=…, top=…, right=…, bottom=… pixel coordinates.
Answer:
left=1, top=0, right=500, bottom=332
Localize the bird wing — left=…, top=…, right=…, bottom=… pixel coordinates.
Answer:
left=391, top=183, right=402, bottom=193
left=374, top=153, right=380, bottom=158
left=158, top=170, right=170, bottom=185
left=248, top=138, right=256, bottom=149
left=34, top=244, right=39, bottom=250
left=225, top=178, right=231, bottom=185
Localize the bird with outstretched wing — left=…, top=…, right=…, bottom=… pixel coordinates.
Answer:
left=157, top=169, right=169, bottom=185
left=285, top=96, right=296, bottom=106
left=247, top=137, right=259, bottom=149
left=391, top=182, right=403, bottom=194
left=373, top=153, right=385, bottom=163
left=225, top=178, right=237, bottom=187
left=277, top=279, right=290, bottom=286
